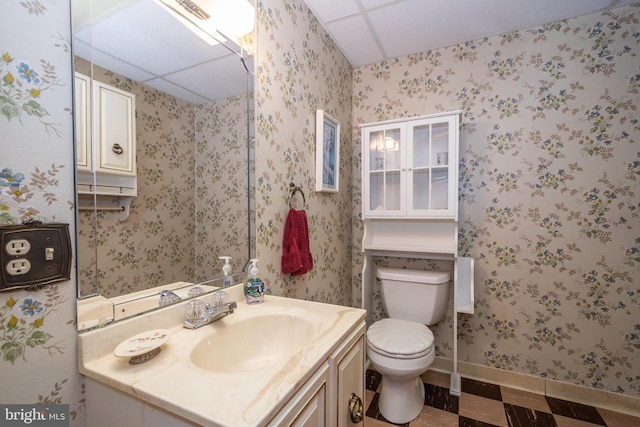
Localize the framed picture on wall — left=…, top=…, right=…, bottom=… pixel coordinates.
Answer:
left=315, top=110, right=340, bottom=192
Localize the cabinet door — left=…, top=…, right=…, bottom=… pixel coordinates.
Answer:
left=406, top=115, right=457, bottom=217
left=362, top=123, right=405, bottom=216
left=336, top=335, right=365, bottom=426
left=74, top=72, right=92, bottom=172
left=268, top=363, right=329, bottom=427
left=94, top=80, right=136, bottom=176
left=290, top=383, right=327, bottom=427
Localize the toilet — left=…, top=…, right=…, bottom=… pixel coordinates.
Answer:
left=366, top=267, right=450, bottom=424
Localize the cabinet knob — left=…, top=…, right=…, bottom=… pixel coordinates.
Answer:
left=348, top=393, right=363, bottom=423
left=112, top=143, right=124, bottom=155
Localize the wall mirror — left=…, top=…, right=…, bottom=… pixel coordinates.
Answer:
left=73, top=0, right=256, bottom=331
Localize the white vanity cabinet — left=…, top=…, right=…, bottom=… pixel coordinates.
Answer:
left=268, top=363, right=330, bottom=426
left=362, top=112, right=459, bottom=219
left=74, top=72, right=137, bottom=197
left=330, top=326, right=365, bottom=426
left=269, top=323, right=365, bottom=427
left=79, top=295, right=366, bottom=427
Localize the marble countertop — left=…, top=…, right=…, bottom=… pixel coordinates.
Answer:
left=78, top=291, right=366, bottom=426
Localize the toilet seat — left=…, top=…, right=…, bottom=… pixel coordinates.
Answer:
left=367, top=318, right=434, bottom=359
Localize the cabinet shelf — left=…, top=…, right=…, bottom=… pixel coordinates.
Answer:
left=363, top=242, right=457, bottom=255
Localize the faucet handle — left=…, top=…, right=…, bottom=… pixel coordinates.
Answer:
left=185, top=299, right=205, bottom=322
left=212, top=290, right=229, bottom=306
left=159, top=290, right=182, bottom=306
left=187, top=286, right=205, bottom=297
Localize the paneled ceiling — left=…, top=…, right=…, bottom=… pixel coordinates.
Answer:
left=72, top=0, right=252, bottom=104
left=73, top=0, right=636, bottom=103
left=303, top=0, right=636, bottom=67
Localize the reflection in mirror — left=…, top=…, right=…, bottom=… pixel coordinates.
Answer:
left=73, top=0, right=256, bottom=330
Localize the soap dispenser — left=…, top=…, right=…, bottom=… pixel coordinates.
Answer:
left=219, top=256, right=233, bottom=287
left=244, top=259, right=265, bottom=304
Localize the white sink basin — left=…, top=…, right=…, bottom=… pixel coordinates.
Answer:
left=190, top=313, right=316, bottom=373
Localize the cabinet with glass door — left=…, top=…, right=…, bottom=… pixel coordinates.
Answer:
left=362, top=112, right=460, bottom=219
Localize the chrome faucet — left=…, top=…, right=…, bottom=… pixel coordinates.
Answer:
left=159, top=290, right=182, bottom=306
left=183, top=300, right=237, bottom=329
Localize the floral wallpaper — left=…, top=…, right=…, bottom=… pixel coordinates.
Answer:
left=351, top=4, right=640, bottom=398
left=76, top=62, right=253, bottom=298
left=0, top=0, right=84, bottom=423
left=75, top=61, right=196, bottom=298
left=254, top=0, right=354, bottom=305
left=194, top=96, right=255, bottom=281
left=2, top=0, right=638, bottom=424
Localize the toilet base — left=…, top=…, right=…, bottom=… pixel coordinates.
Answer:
left=378, top=375, right=425, bottom=424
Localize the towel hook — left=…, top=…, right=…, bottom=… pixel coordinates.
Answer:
left=288, top=182, right=306, bottom=209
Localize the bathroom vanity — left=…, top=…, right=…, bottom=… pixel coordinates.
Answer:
left=78, top=291, right=366, bottom=426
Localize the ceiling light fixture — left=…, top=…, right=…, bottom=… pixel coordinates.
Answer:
left=154, top=0, right=255, bottom=45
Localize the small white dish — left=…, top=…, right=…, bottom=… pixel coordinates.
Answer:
left=114, top=329, right=171, bottom=358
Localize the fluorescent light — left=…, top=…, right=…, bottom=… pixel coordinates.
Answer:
left=154, top=0, right=224, bottom=45
left=154, top=0, right=254, bottom=45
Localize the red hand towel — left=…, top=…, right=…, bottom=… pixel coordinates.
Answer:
left=282, top=209, right=302, bottom=274
left=282, top=209, right=313, bottom=275
left=292, top=209, right=313, bottom=276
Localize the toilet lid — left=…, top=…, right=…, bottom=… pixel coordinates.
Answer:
left=367, top=318, right=434, bottom=359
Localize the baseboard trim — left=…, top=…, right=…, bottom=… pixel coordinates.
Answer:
left=431, top=357, right=640, bottom=417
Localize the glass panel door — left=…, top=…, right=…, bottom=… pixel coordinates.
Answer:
left=411, top=123, right=430, bottom=211
left=431, top=122, right=449, bottom=167
left=368, top=129, right=383, bottom=212
left=430, top=121, right=449, bottom=211
left=366, top=126, right=402, bottom=214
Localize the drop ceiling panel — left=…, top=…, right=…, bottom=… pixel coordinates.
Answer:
left=72, top=0, right=250, bottom=104
left=163, top=54, right=249, bottom=101
left=143, top=78, right=212, bottom=104
left=88, top=0, right=218, bottom=76
left=326, top=16, right=384, bottom=68
left=305, top=0, right=360, bottom=21
left=89, top=49, right=156, bottom=82
left=304, top=0, right=635, bottom=67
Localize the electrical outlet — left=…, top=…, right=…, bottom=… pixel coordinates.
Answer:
left=0, top=223, right=71, bottom=289
left=5, top=238, right=31, bottom=256
left=6, top=259, right=31, bottom=275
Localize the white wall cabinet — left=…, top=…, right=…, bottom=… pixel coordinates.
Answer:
left=74, top=72, right=92, bottom=172
left=93, top=79, right=136, bottom=176
left=74, top=72, right=137, bottom=197
left=362, top=113, right=459, bottom=219
left=360, top=111, right=473, bottom=396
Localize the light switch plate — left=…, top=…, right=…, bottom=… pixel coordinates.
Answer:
left=0, top=223, right=72, bottom=291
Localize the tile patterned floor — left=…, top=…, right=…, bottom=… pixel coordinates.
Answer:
left=365, top=369, right=640, bottom=427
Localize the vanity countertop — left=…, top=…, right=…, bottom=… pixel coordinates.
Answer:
left=78, top=293, right=366, bottom=426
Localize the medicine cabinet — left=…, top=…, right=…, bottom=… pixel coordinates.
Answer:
left=75, top=72, right=137, bottom=198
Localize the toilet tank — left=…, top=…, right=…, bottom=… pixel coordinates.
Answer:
left=377, top=267, right=450, bottom=325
